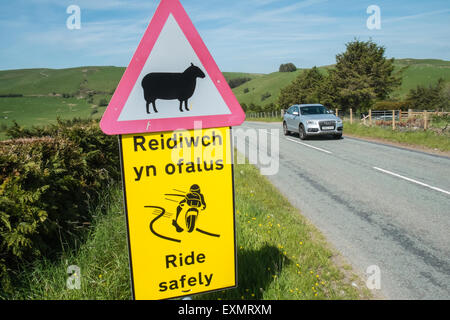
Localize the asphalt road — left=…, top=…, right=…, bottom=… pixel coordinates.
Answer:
left=234, top=121, right=450, bottom=300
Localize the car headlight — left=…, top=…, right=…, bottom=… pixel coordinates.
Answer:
left=337, top=119, right=343, bottom=124
left=307, top=120, right=318, bottom=125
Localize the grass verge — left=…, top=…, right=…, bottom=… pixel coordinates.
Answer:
left=246, top=117, right=282, bottom=123
left=343, top=121, right=450, bottom=152
left=5, top=161, right=369, bottom=300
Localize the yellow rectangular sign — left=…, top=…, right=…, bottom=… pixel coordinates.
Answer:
left=120, top=127, right=237, bottom=300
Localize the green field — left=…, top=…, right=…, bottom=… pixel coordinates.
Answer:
left=0, top=66, right=124, bottom=96
left=0, top=96, right=106, bottom=139
left=233, top=69, right=304, bottom=106
left=0, top=68, right=260, bottom=139
left=391, top=59, right=450, bottom=99
left=0, top=67, right=261, bottom=97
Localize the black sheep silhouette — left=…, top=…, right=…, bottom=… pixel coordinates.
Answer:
left=141, top=63, right=206, bottom=114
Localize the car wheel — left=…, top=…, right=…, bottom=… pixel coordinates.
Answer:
left=283, top=122, right=290, bottom=136
left=299, top=124, right=307, bottom=140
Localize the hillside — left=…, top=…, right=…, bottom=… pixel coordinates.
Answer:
left=232, top=67, right=332, bottom=107
left=0, top=68, right=261, bottom=138
left=1, top=59, right=448, bottom=102
left=391, top=59, right=450, bottom=98
left=0, top=67, right=260, bottom=97
left=0, top=66, right=125, bottom=96
left=231, top=59, right=450, bottom=107
left=0, top=58, right=448, bottom=138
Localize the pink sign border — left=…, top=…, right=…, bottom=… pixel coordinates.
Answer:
left=100, top=0, right=246, bottom=135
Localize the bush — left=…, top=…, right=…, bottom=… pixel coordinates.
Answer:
left=279, top=63, right=297, bottom=73
left=6, top=119, right=120, bottom=182
left=0, top=94, right=23, bottom=98
left=0, top=119, right=119, bottom=290
left=228, top=77, right=251, bottom=89
left=406, top=78, right=449, bottom=111
left=99, top=99, right=109, bottom=107
left=277, top=67, right=323, bottom=109
left=261, top=92, right=271, bottom=102
left=372, top=100, right=411, bottom=111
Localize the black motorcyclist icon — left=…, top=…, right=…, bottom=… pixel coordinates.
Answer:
left=172, top=184, right=206, bottom=233
left=145, top=185, right=220, bottom=243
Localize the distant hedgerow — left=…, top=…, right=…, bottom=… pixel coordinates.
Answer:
left=228, top=77, right=252, bottom=89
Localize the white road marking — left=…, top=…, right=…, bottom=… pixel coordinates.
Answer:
left=373, top=167, right=450, bottom=196
left=263, top=129, right=277, bottom=136
left=239, top=126, right=278, bottom=136
left=285, top=138, right=333, bottom=154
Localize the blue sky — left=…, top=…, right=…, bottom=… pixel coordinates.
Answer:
left=0, top=0, right=449, bottom=73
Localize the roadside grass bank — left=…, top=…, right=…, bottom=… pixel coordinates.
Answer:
left=246, top=118, right=282, bottom=123
left=343, top=121, right=450, bottom=152
left=5, top=157, right=370, bottom=300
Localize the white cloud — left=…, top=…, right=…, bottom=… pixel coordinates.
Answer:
left=28, top=0, right=157, bottom=11
left=383, top=9, right=450, bottom=23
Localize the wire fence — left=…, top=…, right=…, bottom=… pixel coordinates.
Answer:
left=246, top=110, right=284, bottom=119
left=341, top=109, right=450, bottom=131
left=245, top=108, right=450, bottom=132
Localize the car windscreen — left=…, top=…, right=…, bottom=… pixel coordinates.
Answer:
left=300, top=106, right=328, bottom=115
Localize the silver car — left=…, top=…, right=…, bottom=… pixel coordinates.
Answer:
left=283, top=104, right=343, bottom=140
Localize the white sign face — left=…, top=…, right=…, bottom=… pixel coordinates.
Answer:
left=118, top=14, right=231, bottom=122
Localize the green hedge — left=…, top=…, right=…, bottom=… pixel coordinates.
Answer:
left=372, top=100, right=412, bottom=111
left=0, top=119, right=119, bottom=290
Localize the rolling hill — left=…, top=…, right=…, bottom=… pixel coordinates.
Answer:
left=0, top=66, right=125, bottom=96
left=230, top=59, right=450, bottom=107
left=391, top=59, right=450, bottom=98
left=0, top=58, right=448, bottom=138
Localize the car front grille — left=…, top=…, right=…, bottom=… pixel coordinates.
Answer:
left=319, top=120, right=336, bottom=131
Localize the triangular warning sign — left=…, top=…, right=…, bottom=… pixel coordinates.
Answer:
left=100, top=0, right=245, bottom=135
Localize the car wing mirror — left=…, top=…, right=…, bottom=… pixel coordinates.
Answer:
left=293, top=111, right=299, bottom=116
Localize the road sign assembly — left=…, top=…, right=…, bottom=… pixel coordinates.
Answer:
left=100, top=0, right=245, bottom=300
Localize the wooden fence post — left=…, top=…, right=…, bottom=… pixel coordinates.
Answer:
left=369, top=109, right=372, bottom=126
left=350, top=108, right=353, bottom=124
left=335, top=108, right=338, bottom=117
left=392, top=110, right=396, bottom=130
left=424, top=110, right=428, bottom=130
